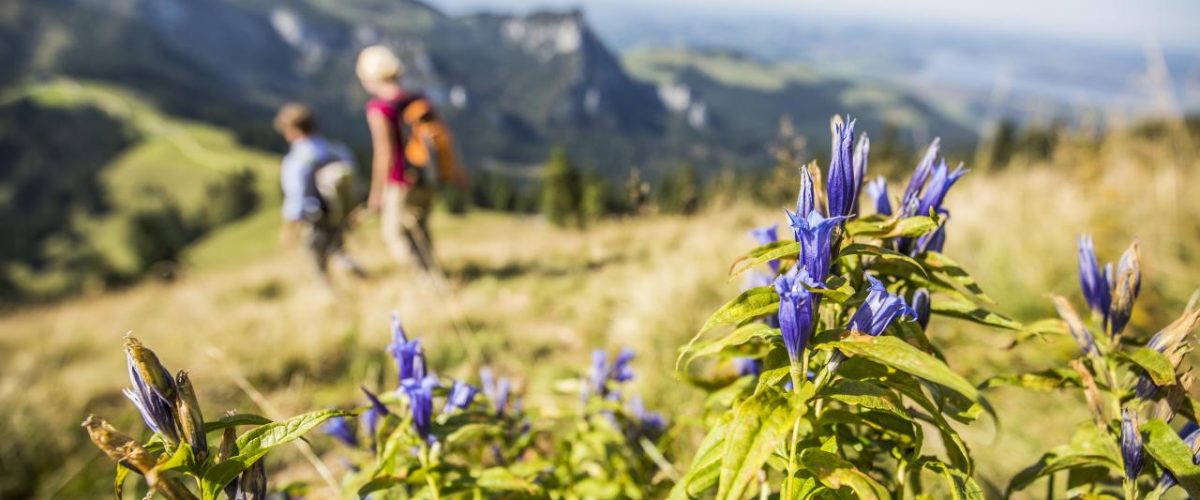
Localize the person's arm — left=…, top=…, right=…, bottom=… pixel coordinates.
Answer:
left=279, top=152, right=307, bottom=245
left=366, top=109, right=396, bottom=212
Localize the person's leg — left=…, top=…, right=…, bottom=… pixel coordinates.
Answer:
left=380, top=183, right=410, bottom=266
left=401, top=185, right=436, bottom=271
left=307, top=225, right=333, bottom=287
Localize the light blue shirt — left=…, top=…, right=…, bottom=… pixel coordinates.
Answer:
left=280, top=135, right=353, bottom=222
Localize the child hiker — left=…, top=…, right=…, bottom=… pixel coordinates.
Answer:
left=274, top=103, right=367, bottom=286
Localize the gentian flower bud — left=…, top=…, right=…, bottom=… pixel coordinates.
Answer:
left=864, top=176, right=892, bottom=216
left=797, top=166, right=817, bottom=219
left=775, top=268, right=819, bottom=364
left=911, top=289, right=931, bottom=330
left=403, top=375, right=438, bottom=442
left=787, top=210, right=847, bottom=285
left=1077, top=235, right=1113, bottom=327
left=1051, top=296, right=1098, bottom=356
left=442, top=380, right=478, bottom=414
left=1136, top=307, right=1200, bottom=399
left=322, top=416, right=358, bottom=447
left=173, top=371, right=208, bottom=462
left=1157, top=423, right=1200, bottom=493
left=235, top=459, right=267, bottom=500
left=1109, top=241, right=1141, bottom=338
left=123, top=337, right=180, bottom=445
left=826, top=116, right=868, bottom=219
left=1121, top=407, right=1145, bottom=481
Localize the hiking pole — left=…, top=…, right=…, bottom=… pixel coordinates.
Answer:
left=407, top=225, right=483, bottom=365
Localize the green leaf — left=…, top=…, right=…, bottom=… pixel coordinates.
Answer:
left=717, top=387, right=809, bottom=500
left=475, top=467, right=538, bottom=493
left=839, top=243, right=928, bottom=278
left=821, top=334, right=984, bottom=406
left=152, top=442, right=196, bottom=475
left=702, top=286, right=780, bottom=332
left=846, top=215, right=939, bottom=239
left=980, top=368, right=1082, bottom=391
left=681, top=323, right=778, bottom=370
left=920, top=251, right=995, bottom=304
left=917, top=459, right=985, bottom=500
left=932, top=295, right=1024, bottom=331
left=798, top=449, right=890, bottom=499
left=1120, top=348, right=1176, bottom=386
left=1142, top=419, right=1200, bottom=498
left=446, top=423, right=494, bottom=447
left=203, top=413, right=273, bottom=434
left=114, top=465, right=131, bottom=499
left=199, top=408, right=351, bottom=500
left=680, top=286, right=779, bottom=372
left=729, top=241, right=800, bottom=277
left=818, top=379, right=907, bottom=417
left=1006, top=423, right=1121, bottom=494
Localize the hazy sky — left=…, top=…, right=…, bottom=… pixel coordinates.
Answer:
left=429, top=0, right=1200, bottom=50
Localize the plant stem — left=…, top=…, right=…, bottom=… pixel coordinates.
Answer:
left=420, top=446, right=441, bottom=500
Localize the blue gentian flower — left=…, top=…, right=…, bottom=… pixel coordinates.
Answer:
left=848, top=276, right=914, bottom=336
left=388, top=316, right=427, bottom=385
left=864, top=176, right=892, bottom=216
left=442, top=380, right=478, bottom=414
left=586, top=349, right=637, bottom=399
left=900, top=138, right=942, bottom=212
left=480, top=367, right=511, bottom=416
left=775, top=268, right=820, bottom=365
left=826, top=116, right=868, bottom=219
left=1121, top=407, right=1145, bottom=481
left=827, top=276, right=914, bottom=374
left=914, top=159, right=967, bottom=219
left=1077, top=235, right=1112, bottom=327
left=611, top=348, right=635, bottom=383
left=750, top=224, right=781, bottom=273
left=787, top=210, right=847, bottom=284
left=402, top=375, right=438, bottom=442
left=323, top=416, right=358, bottom=447
left=628, top=395, right=666, bottom=438
left=911, top=289, right=931, bottom=329
left=733, top=357, right=762, bottom=377
left=123, top=340, right=180, bottom=444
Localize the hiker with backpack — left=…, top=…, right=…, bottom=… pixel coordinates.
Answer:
left=274, top=103, right=367, bottom=285
left=356, top=45, right=464, bottom=272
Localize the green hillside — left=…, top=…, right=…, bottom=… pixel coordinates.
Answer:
left=0, top=78, right=281, bottom=299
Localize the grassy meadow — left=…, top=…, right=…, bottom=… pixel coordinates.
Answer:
left=1, top=106, right=1198, bottom=498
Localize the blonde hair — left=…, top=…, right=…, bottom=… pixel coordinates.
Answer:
left=356, top=45, right=404, bottom=83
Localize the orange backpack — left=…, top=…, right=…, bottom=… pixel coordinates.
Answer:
left=398, top=97, right=463, bottom=186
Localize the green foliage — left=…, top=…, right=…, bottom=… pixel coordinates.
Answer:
left=541, top=147, right=584, bottom=228
left=659, top=163, right=701, bottom=215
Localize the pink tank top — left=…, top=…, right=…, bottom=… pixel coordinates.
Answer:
left=366, top=96, right=411, bottom=186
